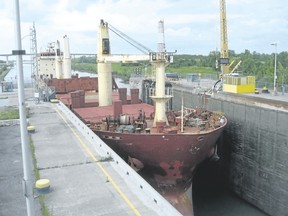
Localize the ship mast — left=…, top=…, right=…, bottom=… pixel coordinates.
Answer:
left=97, top=20, right=174, bottom=127
left=97, top=20, right=113, bottom=106
left=97, top=20, right=150, bottom=107
left=55, top=40, right=62, bottom=78
left=62, top=35, right=72, bottom=78
left=150, top=20, right=173, bottom=126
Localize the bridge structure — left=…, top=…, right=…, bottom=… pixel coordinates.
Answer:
left=0, top=53, right=97, bottom=65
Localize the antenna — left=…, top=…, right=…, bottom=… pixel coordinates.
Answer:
left=30, top=22, right=38, bottom=90
left=158, top=19, right=165, bottom=52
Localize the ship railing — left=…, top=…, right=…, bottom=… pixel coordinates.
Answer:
left=34, top=78, right=56, bottom=102
left=148, top=87, right=174, bottom=97
left=56, top=101, right=182, bottom=216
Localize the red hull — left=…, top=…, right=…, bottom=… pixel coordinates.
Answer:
left=92, top=122, right=226, bottom=215
left=94, top=125, right=225, bottom=191
left=53, top=79, right=227, bottom=215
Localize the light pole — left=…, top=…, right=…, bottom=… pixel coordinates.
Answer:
left=271, top=43, right=277, bottom=95
left=13, top=0, right=35, bottom=215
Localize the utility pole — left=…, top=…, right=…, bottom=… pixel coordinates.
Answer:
left=30, top=23, right=39, bottom=94
left=271, top=43, right=278, bottom=95
left=13, top=0, right=35, bottom=215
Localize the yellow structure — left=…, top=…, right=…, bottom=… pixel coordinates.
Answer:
left=27, top=125, right=35, bottom=133
left=223, top=76, right=255, bottom=93
left=35, top=179, right=50, bottom=189
left=219, top=0, right=255, bottom=94
left=35, top=179, right=50, bottom=193
left=219, top=0, right=229, bottom=74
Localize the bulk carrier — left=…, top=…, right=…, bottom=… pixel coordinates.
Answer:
left=39, top=20, right=227, bottom=215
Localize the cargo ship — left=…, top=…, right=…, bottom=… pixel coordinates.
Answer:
left=41, top=20, right=227, bottom=215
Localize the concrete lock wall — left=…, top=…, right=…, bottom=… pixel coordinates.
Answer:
left=173, top=89, right=288, bottom=216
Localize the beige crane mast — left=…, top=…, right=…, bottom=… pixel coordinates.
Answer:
left=97, top=19, right=174, bottom=126
left=219, top=0, right=230, bottom=75
left=97, top=20, right=150, bottom=106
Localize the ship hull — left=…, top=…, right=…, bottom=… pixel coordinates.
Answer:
left=93, top=125, right=225, bottom=215
left=95, top=128, right=224, bottom=185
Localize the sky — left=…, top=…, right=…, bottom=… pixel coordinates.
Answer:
left=1, top=0, right=288, bottom=59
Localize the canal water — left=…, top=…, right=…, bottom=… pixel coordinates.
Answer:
left=1, top=65, right=269, bottom=216
left=193, top=161, right=268, bottom=216
left=3, top=64, right=32, bottom=85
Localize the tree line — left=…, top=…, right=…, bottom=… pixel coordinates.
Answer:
left=71, top=50, right=288, bottom=84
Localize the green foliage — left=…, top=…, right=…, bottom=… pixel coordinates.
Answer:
left=72, top=63, right=97, bottom=73
left=167, top=55, right=217, bottom=75
left=0, top=106, right=30, bottom=120
left=75, top=56, right=96, bottom=64
left=29, top=135, right=51, bottom=216
left=71, top=51, right=288, bottom=84
left=0, top=107, right=19, bottom=120
left=166, top=65, right=215, bottom=76
left=0, top=65, right=8, bottom=81
left=71, top=57, right=97, bottom=73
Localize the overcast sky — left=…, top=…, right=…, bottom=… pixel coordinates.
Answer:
left=1, top=0, right=287, bottom=58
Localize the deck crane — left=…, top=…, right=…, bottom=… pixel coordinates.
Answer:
left=97, top=20, right=150, bottom=107
left=108, top=23, right=152, bottom=54
left=97, top=19, right=175, bottom=126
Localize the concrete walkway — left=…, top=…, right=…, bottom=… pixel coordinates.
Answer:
left=0, top=89, right=41, bottom=216
left=0, top=88, right=181, bottom=216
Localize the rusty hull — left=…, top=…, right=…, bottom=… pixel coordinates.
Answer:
left=48, top=75, right=118, bottom=93
left=57, top=88, right=227, bottom=216
left=94, top=124, right=225, bottom=189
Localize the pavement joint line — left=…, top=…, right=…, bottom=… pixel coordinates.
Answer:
left=32, top=111, right=56, bottom=114
left=53, top=104, right=142, bottom=216
left=38, top=161, right=93, bottom=170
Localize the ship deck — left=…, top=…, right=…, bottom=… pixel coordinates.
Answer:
left=55, top=90, right=224, bottom=135
left=73, top=103, right=222, bottom=135
left=57, top=91, right=131, bottom=106
left=74, top=103, right=154, bottom=124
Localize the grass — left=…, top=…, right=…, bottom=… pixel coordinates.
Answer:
left=98, top=155, right=113, bottom=162
left=0, top=106, right=30, bottom=120
left=0, top=107, right=19, bottom=120
left=29, top=135, right=51, bottom=216
left=0, top=66, right=9, bottom=81
left=166, top=65, right=216, bottom=75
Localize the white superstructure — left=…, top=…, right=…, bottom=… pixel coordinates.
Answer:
left=37, top=36, right=71, bottom=79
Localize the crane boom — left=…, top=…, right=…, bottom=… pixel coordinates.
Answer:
left=97, top=19, right=175, bottom=126
left=99, top=54, right=150, bottom=63
left=230, top=60, right=242, bottom=74
left=108, top=23, right=152, bottom=54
